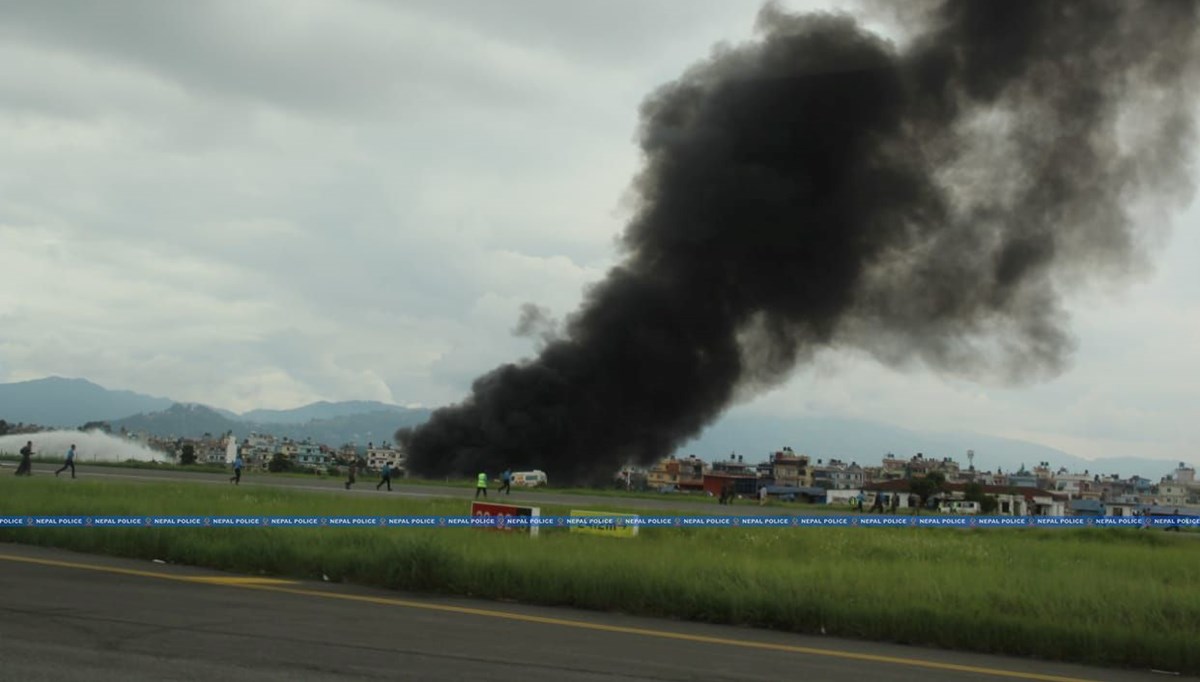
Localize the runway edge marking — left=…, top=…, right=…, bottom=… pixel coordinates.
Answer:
left=0, top=553, right=299, bottom=587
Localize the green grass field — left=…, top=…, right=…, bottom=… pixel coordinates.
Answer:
left=1, top=475, right=1197, bottom=674
left=1, top=455, right=836, bottom=508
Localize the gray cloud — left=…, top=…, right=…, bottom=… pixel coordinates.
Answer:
left=0, top=1, right=579, bottom=116
left=0, top=0, right=1196, bottom=472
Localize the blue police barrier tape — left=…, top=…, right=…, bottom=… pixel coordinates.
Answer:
left=1, top=515, right=1197, bottom=528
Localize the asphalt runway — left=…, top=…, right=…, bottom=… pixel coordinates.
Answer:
left=0, top=544, right=1174, bottom=682
left=7, top=461, right=798, bottom=516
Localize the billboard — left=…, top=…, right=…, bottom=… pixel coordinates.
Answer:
left=569, top=510, right=639, bottom=538
left=470, top=501, right=541, bottom=537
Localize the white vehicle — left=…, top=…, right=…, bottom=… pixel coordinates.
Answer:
left=939, top=500, right=981, bottom=515
left=511, top=470, right=548, bottom=487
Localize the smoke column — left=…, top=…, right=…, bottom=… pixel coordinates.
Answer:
left=400, top=0, right=1200, bottom=483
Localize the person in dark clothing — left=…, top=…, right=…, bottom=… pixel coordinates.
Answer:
left=498, top=468, right=512, bottom=495
left=55, top=444, right=77, bottom=478
left=16, top=441, right=34, bottom=476
left=345, top=461, right=357, bottom=490
left=869, top=492, right=885, bottom=513
left=377, top=462, right=393, bottom=491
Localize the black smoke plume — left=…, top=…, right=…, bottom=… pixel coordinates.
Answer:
left=400, top=0, right=1200, bottom=483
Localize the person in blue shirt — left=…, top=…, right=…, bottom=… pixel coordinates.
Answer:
left=499, top=468, right=512, bottom=495
left=377, top=461, right=393, bottom=491
left=55, top=444, right=77, bottom=478
left=230, top=454, right=244, bottom=485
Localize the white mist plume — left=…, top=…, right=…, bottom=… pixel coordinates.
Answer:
left=0, top=430, right=168, bottom=462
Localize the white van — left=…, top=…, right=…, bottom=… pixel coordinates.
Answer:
left=939, top=500, right=981, bottom=515
left=511, top=470, right=548, bottom=487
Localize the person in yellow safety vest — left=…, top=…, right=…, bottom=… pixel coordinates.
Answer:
left=475, top=472, right=488, bottom=499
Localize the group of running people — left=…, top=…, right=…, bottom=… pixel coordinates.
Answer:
left=15, top=443, right=520, bottom=501
left=11, top=441, right=77, bottom=478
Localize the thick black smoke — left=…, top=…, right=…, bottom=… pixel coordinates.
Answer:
left=400, top=0, right=1200, bottom=483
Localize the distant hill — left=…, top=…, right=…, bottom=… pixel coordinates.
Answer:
left=111, top=402, right=432, bottom=447
left=1, top=377, right=431, bottom=445
left=675, top=413, right=1185, bottom=480
left=0, top=377, right=173, bottom=427
left=269, top=408, right=431, bottom=446
left=112, top=403, right=242, bottom=438
left=241, top=401, right=406, bottom=424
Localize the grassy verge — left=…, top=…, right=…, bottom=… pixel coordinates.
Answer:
left=1, top=457, right=844, bottom=510
left=1, top=476, right=1197, bottom=673
left=395, top=476, right=850, bottom=511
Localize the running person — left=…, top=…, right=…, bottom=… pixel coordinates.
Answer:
left=16, top=441, right=33, bottom=476
left=230, top=453, right=244, bottom=485
left=377, top=461, right=393, bottom=491
left=869, top=492, right=885, bottom=513
left=55, top=444, right=77, bottom=478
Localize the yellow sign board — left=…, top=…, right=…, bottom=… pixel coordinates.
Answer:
left=569, top=510, right=639, bottom=538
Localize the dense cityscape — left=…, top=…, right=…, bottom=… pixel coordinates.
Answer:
left=5, top=417, right=1196, bottom=519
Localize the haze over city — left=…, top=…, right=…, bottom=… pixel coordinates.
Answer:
left=2, top=0, right=1197, bottom=468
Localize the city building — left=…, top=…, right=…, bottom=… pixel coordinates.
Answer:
left=811, top=458, right=863, bottom=490
left=647, top=455, right=706, bottom=491
left=366, top=441, right=406, bottom=474
left=765, top=447, right=812, bottom=487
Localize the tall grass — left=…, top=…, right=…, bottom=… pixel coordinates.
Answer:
left=1, top=476, right=1197, bottom=673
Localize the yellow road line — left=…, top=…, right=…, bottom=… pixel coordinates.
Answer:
left=0, top=552, right=1096, bottom=682
left=186, top=576, right=297, bottom=585
left=0, top=553, right=297, bottom=587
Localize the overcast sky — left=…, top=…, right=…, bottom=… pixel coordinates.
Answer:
left=1, top=1, right=1196, bottom=464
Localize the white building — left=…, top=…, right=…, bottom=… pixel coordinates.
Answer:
left=1052, top=470, right=1093, bottom=498
left=245, top=433, right=278, bottom=470
left=1172, top=462, right=1195, bottom=485
left=1157, top=482, right=1191, bottom=507
left=366, top=442, right=406, bottom=474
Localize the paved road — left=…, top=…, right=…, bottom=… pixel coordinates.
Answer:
left=0, top=543, right=1176, bottom=682
left=8, top=461, right=795, bottom=516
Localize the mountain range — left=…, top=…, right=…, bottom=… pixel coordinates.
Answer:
left=0, top=377, right=174, bottom=426
left=0, top=377, right=1187, bottom=479
left=0, top=377, right=429, bottom=447
left=108, top=402, right=431, bottom=447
